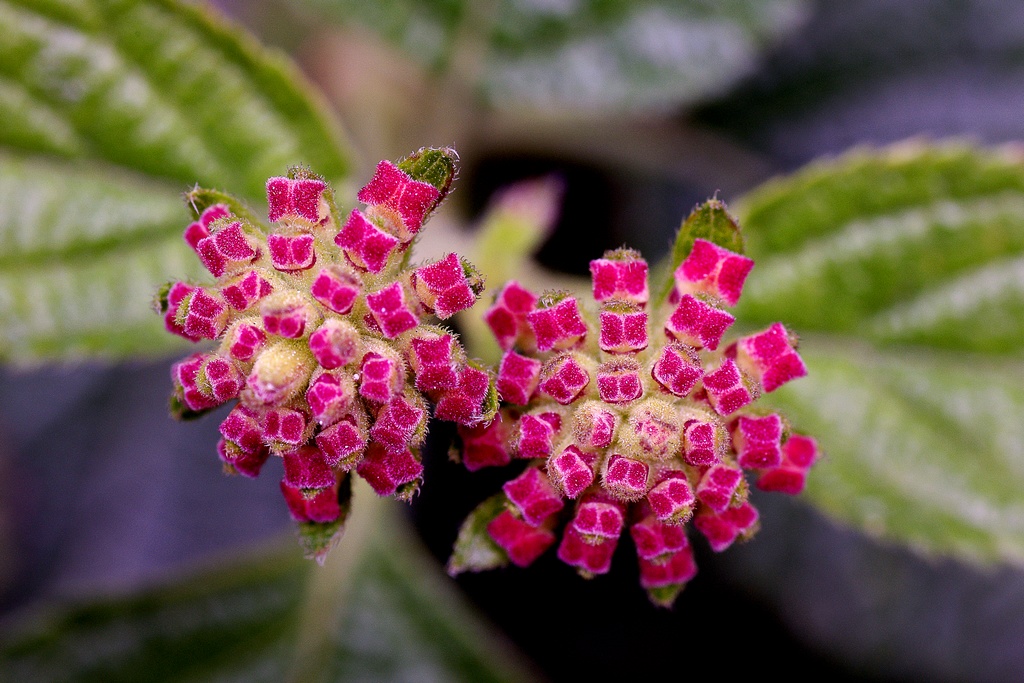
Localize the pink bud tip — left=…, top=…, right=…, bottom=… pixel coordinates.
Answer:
left=527, top=297, right=588, bottom=352
left=572, top=403, right=617, bottom=449
left=604, top=454, right=650, bottom=501
left=596, top=359, right=643, bottom=404
left=316, top=415, right=366, bottom=469
left=172, top=353, right=218, bottom=411
left=538, top=354, right=591, bottom=405
left=675, top=239, right=754, bottom=306
left=631, top=515, right=689, bottom=561
left=221, top=270, right=273, bottom=311
left=218, top=439, right=269, bottom=478
left=412, top=253, right=478, bottom=319
left=370, top=395, right=425, bottom=453
left=163, top=282, right=199, bottom=340
left=282, top=445, right=334, bottom=490
left=200, top=356, right=244, bottom=403
left=184, top=204, right=228, bottom=251
left=548, top=445, right=596, bottom=499
left=735, top=323, right=807, bottom=392
left=694, top=502, right=759, bottom=552
left=646, top=472, right=695, bottom=524
left=702, top=358, right=755, bottom=416
left=487, top=510, right=556, bottom=568
left=335, top=209, right=400, bottom=274
left=280, top=479, right=342, bottom=523
left=434, top=364, right=492, bottom=426
left=756, top=434, right=818, bottom=494
left=356, top=443, right=423, bottom=497
left=306, top=373, right=355, bottom=426
left=732, top=414, right=784, bottom=469
left=182, top=288, right=229, bottom=340
left=571, top=496, right=625, bottom=540
left=219, top=404, right=263, bottom=455
left=267, top=176, right=328, bottom=224
left=309, top=319, right=360, bottom=369
left=357, top=351, right=405, bottom=403
left=310, top=265, right=361, bottom=314
left=458, top=418, right=513, bottom=471
left=262, top=407, right=309, bottom=448
left=410, top=333, right=459, bottom=391
left=366, top=282, right=420, bottom=339
left=261, top=297, right=319, bottom=339
left=496, top=350, right=542, bottom=405
left=598, top=306, right=649, bottom=353
left=638, top=545, right=698, bottom=591
left=503, top=467, right=565, bottom=526
left=651, top=343, right=703, bottom=397
left=557, top=526, right=618, bottom=576
left=225, top=322, right=266, bottom=362
left=196, top=221, right=259, bottom=277
left=357, top=160, right=441, bottom=237
left=682, top=419, right=722, bottom=466
left=590, top=254, right=649, bottom=304
left=696, top=463, right=744, bottom=513
left=484, top=281, right=537, bottom=351
left=268, top=233, right=316, bottom=272
left=664, top=294, right=734, bottom=351
left=515, top=411, right=562, bottom=460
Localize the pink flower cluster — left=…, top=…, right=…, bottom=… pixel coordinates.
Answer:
left=450, top=236, right=816, bottom=607
left=159, top=149, right=495, bottom=560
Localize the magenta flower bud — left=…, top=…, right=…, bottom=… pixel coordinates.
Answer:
left=306, top=372, right=356, bottom=426
left=172, top=353, right=220, bottom=412
left=484, top=281, right=537, bottom=351
left=268, top=232, right=316, bottom=272
left=370, top=394, right=426, bottom=453
left=735, top=322, right=808, bottom=392
left=218, top=438, right=270, bottom=478
left=357, top=349, right=405, bottom=403
left=161, top=282, right=199, bottom=340
left=599, top=303, right=648, bottom=353
left=638, top=545, right=698, bottom=600
left=261, top=292, right=321, bottom=339
left=280, top=479, right=342, bottom=523
left=675, top=238, right=754, bottom=306
left=411, top=253, right=481, bottom=319
left=527, top=296, right=588, bottom=352
left=355, top=443, right=423, bottom=499
left=310, top=265, right=361, bottom=314
left=571, top=402, right=617, bottom=449
left=503, top=466, right=565, bottom=526
left=590, top=251, right=649, bottom=305
left=603, top=454, right=650, bottom=501
left=221, top=270, right=273, bottom=311
left=651, top=343, right=703, bottom=397
left=196, top=220, right=260, bottom=277
left=316, top=415, right=367, bottom=469
left=538, top=353, right=592, bottom=404
left=458, top=418, right=513, bottom=471
left=223, top=321, right=266, bottom=362
left=261, top=407, right=310, bottom=450
left=487, top=510, right=556, bottom=568
left=179, top=287, right=229, bottom=340
left=664, top=294, right=734, bottom=351
left=357, top=159, right=441, bottom=240
left=366, top=282, right=419, bottom=339
left=335, top=209, right=400, bottom=274
left=219, top=404, right=263, bottom=455
left=308, top=318, right=360, bottom=369
left=547, top=445, right=596, bottom=499
left=557, top=526, right=618, bottom=576
left=283, top=445, right=334, bottom=490
left=433, top=363, right=494, bottom=426
left=695, top=463, right=744, bottom=513
left=184, top=204, right=229, bottom=251
left=646, top=472, right=695, bottom=524
left=596, top=358, right=643, bottom=404
left=496, top=350, right=542, bottom=405
left=198, top=356, right=244, bottom=403
left=409, top=331, right=459, bottom=391
left=571, top=495, right=625, bottom=541
left=267, top=176, right=329, bottom=224
left=732, top=414, right=784, bottom=469
left=694, top=502, right=759, bottom=552
left=702, top=358, right=755, bottom=416
left=757, top=434, right=819, bottom=494
left=515, top=411, right=562, bottom=459
left=631, top=515, right=689, bottom=561
left=682, top=415, right=724, bottom=466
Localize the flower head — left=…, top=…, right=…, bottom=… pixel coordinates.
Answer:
left=158, top=148, right=495, bottom=562
left=448, top=200, right=817, bottom=607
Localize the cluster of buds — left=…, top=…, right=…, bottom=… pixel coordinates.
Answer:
left=449, top=201, right=817, bottom=607
left=157, top=148, right=496, bottom=560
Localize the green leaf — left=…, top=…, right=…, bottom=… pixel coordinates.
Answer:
left=0, top=503, right=535, bottom=682
left=735, top=142, right=1024, bottom=565
left=0, top=0, right=352, bottom=363
left=306, top=0, right=808, bottom=114
left=447, top=493, right=510, bottom=576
